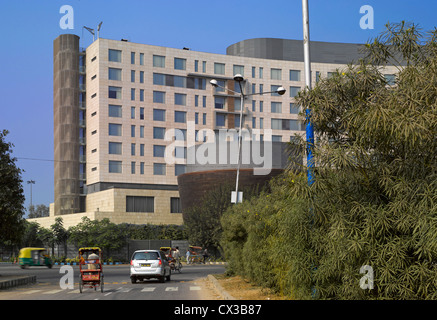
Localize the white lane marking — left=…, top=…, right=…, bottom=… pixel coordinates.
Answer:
left=190, top=286, right=201, bottom=291
left=165, top=287, right=178, bottom=291
left=141, top=287, right=156, bottom=292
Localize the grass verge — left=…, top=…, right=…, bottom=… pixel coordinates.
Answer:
left=212, top=274, right=287, bottom=300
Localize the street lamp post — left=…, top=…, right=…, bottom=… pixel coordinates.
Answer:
left=302, top=0, right=315, bottom=186
left=27, top=180, right=35, bottom=208
left=210, top=75, right=286, bottom=203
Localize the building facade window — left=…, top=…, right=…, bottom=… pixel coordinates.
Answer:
left=175, top=111, right=186, bottom=123
left=289, top=86, right=300, bottom=98
left=153, top=91, right=166, bottom=104
left=271, top=102, right=282, bottom=113
left=153, top=163, right=166, bottom=175
left=108, top=142, right=122, bottom=155
left=233, top=65, right=244, bottom=76
left=108, top=68, right=122, bottom=81
left=108, top=123, right=122, bottom=136
left=271, top=68, right=282, bottom=80
left=170, top=197, right=182, bottom=213
left=153, top=145, right=165, bottom=157
left=109, top=160, right=122, bottom=173
left=216, top=113, right=226, bottom=127
left=214, top=63, right=225, bottom=75
left=174, top=58, right=186, bottom=70
left=153, top=55, right=165, bottom=68
left=214, top=96, right=225, bottom=109
left=175, top=164, right=186, bottom=176
left=153, top=109, right=166, bottom=121
left=153, top=127, right=166, bottom=139
left=290, top=103, right=299, bottom=114
left=174, top=93, right=187, bottom=106
left=108, top=105, right=122, bottom=117
left=108, top=86, right=122, bottom=99
left=108, top=49, right=121, bottom=62
left=271, top=118, right=301, bottom=131
left=126, top=196, right=154, bottom=213
left=290, top=70, right=301, bottom=81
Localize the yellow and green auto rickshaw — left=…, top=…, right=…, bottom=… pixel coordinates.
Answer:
left=18, top=247, right=52, bottom=269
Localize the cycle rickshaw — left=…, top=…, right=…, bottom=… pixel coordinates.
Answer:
left=188, top=246, right=203, bottom=264
left=78, top=247, right=104, bottom=293
left=160, top=247, right=182, bottom=273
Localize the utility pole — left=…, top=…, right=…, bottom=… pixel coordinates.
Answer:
left=27, top=180, right=35, bottom=208
left=302, top=0, right=315, bottom=186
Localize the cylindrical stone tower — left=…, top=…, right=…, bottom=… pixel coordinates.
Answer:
left=53, top=34, right=81, bottom=215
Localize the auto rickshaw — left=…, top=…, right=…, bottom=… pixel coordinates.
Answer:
left=78, top=247, right=104, bottom=293
left=160, top=247, right=182, bottom=273
left=18, top=247, right=52, bottom=269
left=189, top=246, right=203, bottom=264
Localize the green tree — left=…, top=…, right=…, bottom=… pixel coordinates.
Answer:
left=291, top=22, right=437, bottom=299
left=68, top=217, right=126, bottom=256
left=51, top=217, right=68, bottom=256
left=221, top=22, right=437, bottom=299
left=28, top=204, right=50, bottom=218
left=0, top=130, right=25, bottom=245
left=21, top=221, right=44, bottom=247
left=185, top=182, right=265, bottom=257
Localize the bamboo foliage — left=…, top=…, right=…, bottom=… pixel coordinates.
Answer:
left=221, top=22, right=436, bottom=299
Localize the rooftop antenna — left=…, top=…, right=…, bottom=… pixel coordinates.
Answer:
left=97, top=22, right=103, bottom=39
left=83, top=26, right=95, bottom=41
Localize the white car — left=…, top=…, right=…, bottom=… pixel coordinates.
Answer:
left=130, top=250, right=171, bottom=283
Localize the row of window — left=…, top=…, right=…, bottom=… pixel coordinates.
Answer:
left=108, top=85, right=301, bottom=107
left=109, top=142, right=186, bottom=159
left=108, top=48, right=307, bottom=81
left=107, top=112, right=302, bottom=140
left=126, top=196, right=181, bottom=214
left=108, top=49, right=398, bottom=93
left=108, top=160, right=186, bottom=177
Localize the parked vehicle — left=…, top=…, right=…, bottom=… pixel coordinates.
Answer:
left=130, top=250, right=171, bottom=283
left=18, top=247, right=52, bottom=269
left=78, top=247, right=104, bottom=293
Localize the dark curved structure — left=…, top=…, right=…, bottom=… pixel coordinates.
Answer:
left=177, top=140, right=301, bottom=215
left=177, top=168, right=284, bottom=213
left=226, top=38, right=365, bottom=64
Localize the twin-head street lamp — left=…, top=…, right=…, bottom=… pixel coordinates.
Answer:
left=27, top=180, right=35, bottom=208
left=210, top=74, right=286, bottom=203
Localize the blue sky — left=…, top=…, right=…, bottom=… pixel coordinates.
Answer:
left=0, top=0, right=436, bottom=216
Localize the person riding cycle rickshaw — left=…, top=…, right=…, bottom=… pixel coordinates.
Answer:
left=160, top=247, right=182, bottom=273
left=188, top=246, right=203, bottom=264
left=78, top=247, right=104, bottom=293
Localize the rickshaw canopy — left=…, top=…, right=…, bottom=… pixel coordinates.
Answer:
left=78, top=247, right=102, bottom=254
left=18, top=247, right=47, bottom=258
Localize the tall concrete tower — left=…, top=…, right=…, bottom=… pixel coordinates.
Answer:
left=53, top=34, right=81, bottom=215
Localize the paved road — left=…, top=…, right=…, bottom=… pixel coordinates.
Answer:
left=0, top=263, right=226, bottom=300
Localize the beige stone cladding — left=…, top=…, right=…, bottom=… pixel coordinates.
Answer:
left=28, top=188, right=182, bottom=229
left=72, top=38, right=399, bottom=228
left=86, top=188, right=183, bottom=225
